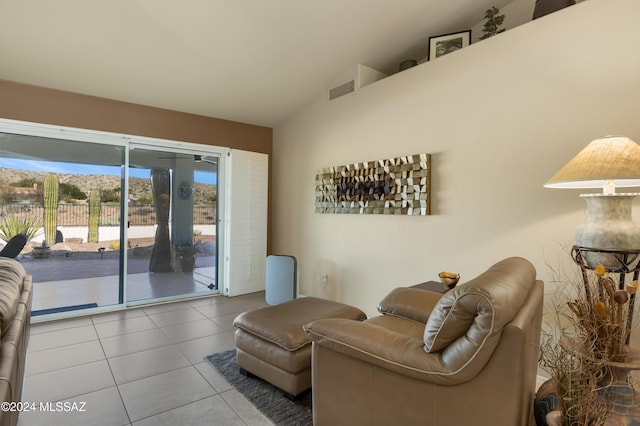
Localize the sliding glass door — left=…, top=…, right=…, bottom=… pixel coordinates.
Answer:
left=0, top=121, right=224, bottom=319
left=0, top=132, right=126, bottom=315
left=126, top=146, right=219, bottom=304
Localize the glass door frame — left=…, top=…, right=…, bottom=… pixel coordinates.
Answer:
left=126, top=140, right=225, bottom=307
left=0, top=118, right=229, bottom=320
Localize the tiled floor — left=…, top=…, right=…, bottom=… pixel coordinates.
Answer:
left=27, top=257, right=218, bottom=312
left=19, top=292, right=274, bottom=426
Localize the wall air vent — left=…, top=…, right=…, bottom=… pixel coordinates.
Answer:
left=328, top=64, right=386, bottom=102
left=329, top=80, right=356, bottom=101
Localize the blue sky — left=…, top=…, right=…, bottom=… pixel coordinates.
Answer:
left=0, top=159, right=216, bottom=184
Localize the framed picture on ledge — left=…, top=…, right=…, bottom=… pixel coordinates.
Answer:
left=428, top=30, right=471, bottom=61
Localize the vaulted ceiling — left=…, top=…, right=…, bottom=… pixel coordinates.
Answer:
left=1, top=0, right=518, bottom=127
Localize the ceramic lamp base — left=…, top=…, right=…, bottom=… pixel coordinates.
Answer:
left=575, top=194, right=640, bottom=268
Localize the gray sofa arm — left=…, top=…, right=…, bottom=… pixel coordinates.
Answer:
left=304, top=317, right=484, bottom=385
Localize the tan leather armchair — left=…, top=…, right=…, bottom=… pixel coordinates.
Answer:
left=304, top=257, right=543, bottom=426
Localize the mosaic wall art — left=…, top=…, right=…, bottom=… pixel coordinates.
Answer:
left=315, top=153, right=431, bottom=215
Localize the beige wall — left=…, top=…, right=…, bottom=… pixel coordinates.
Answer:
left=272, top=0, right=640, bottom=318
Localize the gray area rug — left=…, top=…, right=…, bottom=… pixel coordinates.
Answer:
left=205, top=349, right=312, bottom=426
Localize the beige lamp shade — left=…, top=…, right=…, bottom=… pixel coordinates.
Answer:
left=544, top=136, right=640, bottom=190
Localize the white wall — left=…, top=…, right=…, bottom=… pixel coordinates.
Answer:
left=272, top=0, right=640, bottom=318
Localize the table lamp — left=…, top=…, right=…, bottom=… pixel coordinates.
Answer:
left=544, top=136, right=640, bottom=267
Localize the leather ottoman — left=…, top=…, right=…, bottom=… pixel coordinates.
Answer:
left=233, top=297, right=366, bottom=399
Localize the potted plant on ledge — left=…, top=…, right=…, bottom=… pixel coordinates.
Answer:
left=174, top=242, right=202, bottom=273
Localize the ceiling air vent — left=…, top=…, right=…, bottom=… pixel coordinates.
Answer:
left=329, top=80, right=355, bottom=101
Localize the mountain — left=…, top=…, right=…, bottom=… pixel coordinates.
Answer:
left=0, top=168, right=216, bottom=205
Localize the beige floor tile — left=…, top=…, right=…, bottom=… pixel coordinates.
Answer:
left=23, top=360, right=115, bottom=403
left=101, top=328, right=172, bottom=358
left=192, top=301, right=254, bottom=319
left=18, top=387, right=129, bottom=426
left=25, top=340, right=105, bottom=376
left=147, top=308, right=206, bottom=328
left=219, top=389, right=274, bottom=426
left=159, top=318, right=225, bottom=343
left=131, top=395, right=246, bottom=426
left=209, top=312, right=240, bottom=332
left=91, top=308, right=147, bottom=324
left=94, top=315, right=158, bottom=339
left=29, top=316, right=93, bottom=334
left=174, top=331, right=235, bottom=364
left=118, top=366, right=215, bottom=422
left=28, top=325, right=98, bottom=352
left=108, top=346, right=190, bottom=385
left=187, top=296, right=227, bottom=308
left=140, top=301, right=195, bottom=316
left=194, top=362, right=233, bottom=394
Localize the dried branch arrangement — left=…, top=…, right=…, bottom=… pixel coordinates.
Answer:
left=539, top=334, right=610, bottom=426
left=569, top=263, right=637, bottom=363
left=540, top=258, right=639, bottom=426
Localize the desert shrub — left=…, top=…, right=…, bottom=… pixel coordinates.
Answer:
left=137, top=197, right=153, bottom=205
left=0, top=212, right=42, bottom=242
left=10, top=178, right=39, bottom=188
left=59, top=182, right=87, bottom=200
left=101, top=188, right=120, bottom=203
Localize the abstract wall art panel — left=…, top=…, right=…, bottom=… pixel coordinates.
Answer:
left=315, top=153, right=431, bottom=215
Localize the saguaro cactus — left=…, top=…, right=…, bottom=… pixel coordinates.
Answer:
left=87, top=189, right=100, bottom=243
left=43, top=173, right=59, bottom=246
